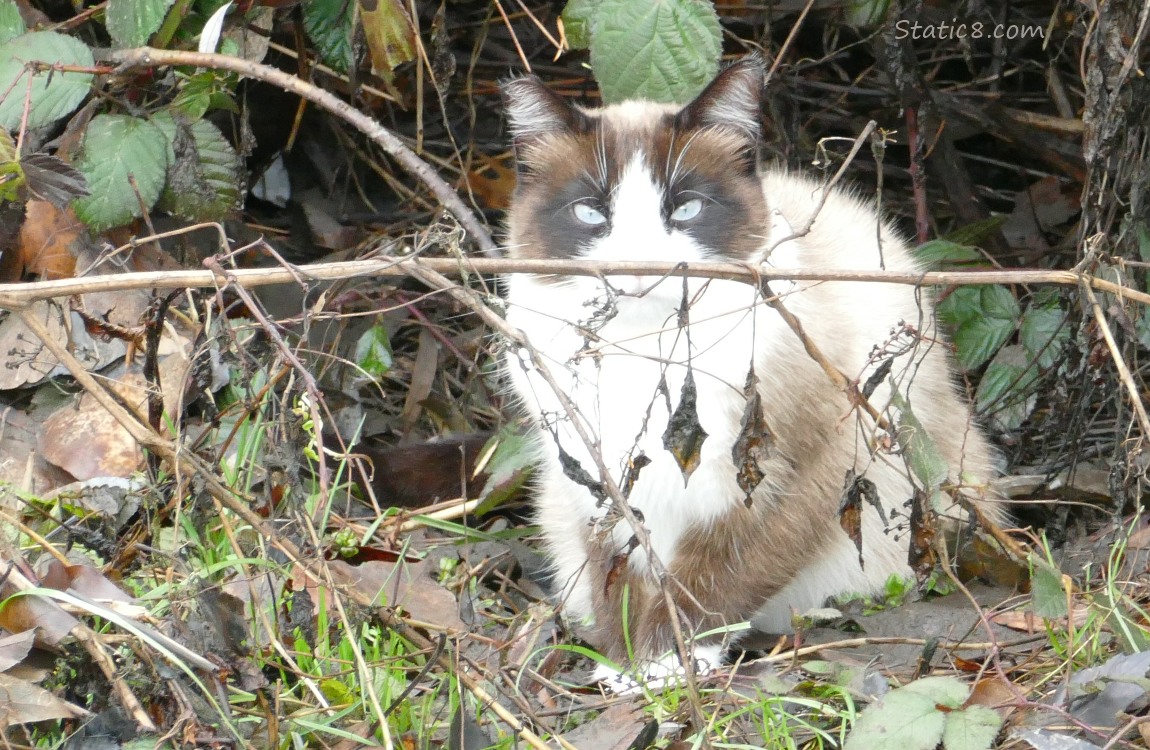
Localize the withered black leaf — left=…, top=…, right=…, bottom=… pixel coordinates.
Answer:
left=839, top=471, right=882, bottom=569
left=21, top=153, right=90, bottom=208
left=861, top=357, right=893, bottom=399
left=619, top=452, right=651, bottom=499
left=732, top=366, right=772, bottom=505
left=662, top=366, right=708, bottom=485
left=907, top=487, right=938, bottom=578
left=557, top=445, right=606, bottom=504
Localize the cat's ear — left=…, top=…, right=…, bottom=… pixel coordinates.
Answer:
left=502, top=76, right=583, bottom=146
left=676, top=55, right=764, bottom=144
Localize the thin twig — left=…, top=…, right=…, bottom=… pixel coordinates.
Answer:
left=2, top=257, right=1147, bottom=308
left=99, top=47, right=499, bottom=259
left=1079, top=277, right=1150, bottom=440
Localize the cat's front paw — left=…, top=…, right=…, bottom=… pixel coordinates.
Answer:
left=592, top=644, right=723, bottom=695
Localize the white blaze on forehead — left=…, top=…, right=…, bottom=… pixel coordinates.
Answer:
left=605, top=152, right=667, bottom=253
left=581, top=151, right=711, bottom=269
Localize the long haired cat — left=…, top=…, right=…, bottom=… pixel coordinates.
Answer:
left=500, top=57, right=1004, bottom=677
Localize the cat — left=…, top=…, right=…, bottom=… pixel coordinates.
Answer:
left=499, top=56, right=1004, bottom=682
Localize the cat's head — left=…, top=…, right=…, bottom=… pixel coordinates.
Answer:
left=501, top=57, right=769, bottom=279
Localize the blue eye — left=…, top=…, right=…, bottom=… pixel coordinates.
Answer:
left=671, top=198, right=703, bottom=222
left=573, top=202, right=607, bottom=226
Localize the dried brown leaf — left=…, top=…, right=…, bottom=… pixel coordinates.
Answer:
left=0, top=671, right=89, bottom=728
left=326, top=558, right=466, bottom=632
left=0, top=630, right=36, bottom=672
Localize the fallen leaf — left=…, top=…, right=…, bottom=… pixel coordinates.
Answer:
left=0, top=630, right=36, bottom=672
left=563, top=703, right=654, bottom=750
left=0, top=671, right=89, bottom=728
left=326, top=558, right=466, bottom=632
left=0, top=582, right=79, bottom=648
left=17, top=200, right=84, bottom=280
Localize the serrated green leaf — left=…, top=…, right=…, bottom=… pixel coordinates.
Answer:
left=937, top=286, right=982, bottom=326
left=0, top=32, right=94, bottom=131
left=106, top=0, right=176, bottom=47
left=590, top=0, right=722, bottom=104
left=303, top=0, right=354, bottom=73
left=1020, top=304, right=1068, bottom=369
left=979, top=284, right=1021, bottom=321
left=942, top=215, right=1008, bottom=248
left=941, top=705, right=1003, bottom=750
left=152, top=113, right=242, bottom=222
left=946, top=285, right=1020, bottom=370
left=975, top=345, right=1038, bottom=432
left=1030, top=557, right=1068, bottom=619
left=0, top=0, right=25, bottom=45
left=72, top=115, right=168, bottom=231
left=561, top=0, right=598, bottom=49
left=355, top=324, right=393, bottom=377
left=915, top=239, right=982, bottom=269
left=846, top=676, right=998, bottom=750
left=844, top=682, right=947, bottom=750
left=899, top=675, right=971, bottom=706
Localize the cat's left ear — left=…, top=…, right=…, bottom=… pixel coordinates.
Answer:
left=676, top=55, right=764, bottom=144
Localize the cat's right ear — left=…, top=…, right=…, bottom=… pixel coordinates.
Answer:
left=501, top=76, right=582, bottom=147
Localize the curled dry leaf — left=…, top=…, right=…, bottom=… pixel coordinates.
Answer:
left=662, top=368, right=708, bottom=485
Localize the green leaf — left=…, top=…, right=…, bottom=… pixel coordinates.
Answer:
left=890, top=389, right=949, bottom=491
left=590, top=0, right=722, bottom=104
left=945, top=285, right=1020, bottom=370
left=0, top=0, right=25, bottom=46
left=474, top=427, right=535, bottom=515
left=937, top=286, right=982, bottom=327
left=72, top=115, right=168, bottom=230
left=941, top=705, right=1003, bottom=750
left=844, top=680, right=947, bottom=750
left=152, top=113, right=243, bottom=222
left=1019, top=303, right=1068, bottom=370
left=941, top=215, right=1007, bottom=248
left=975, top=345, right=1039, bottom=431
left=845, top=0, right=890, bottom=28
left=355, top=324, right=393, bottom=377
left=0, top=32, right=94, bottom=131
left=1030, top=557, right=1068, bottom=619
left=561, top=0, right=598, bottom=49
left=915, top=239, right=982, bottom=269
left=303, top=0, right=354, bottom=73
left=846, top=677, right=999, bottom=750
left=105, top=0, right=176, bottom=47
